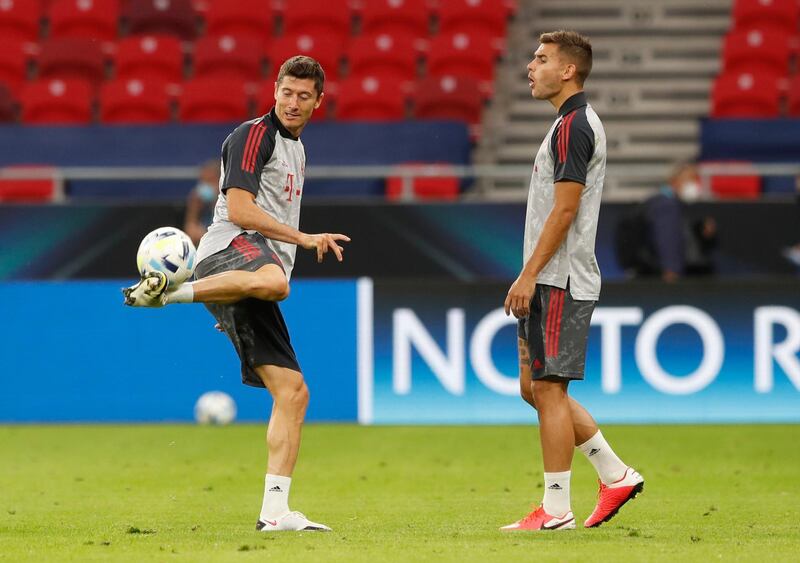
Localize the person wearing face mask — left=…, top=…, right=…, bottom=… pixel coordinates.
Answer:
left=183, top=159, right=222, bottom=246
left=643, top=161, right=717, bottom=282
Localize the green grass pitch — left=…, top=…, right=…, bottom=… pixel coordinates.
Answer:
left=1, top=424, right=797, bottom=562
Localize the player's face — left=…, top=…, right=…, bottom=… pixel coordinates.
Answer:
left=527, top=43, right=568, bottom=100
left=274, top=76, right=323, bottom=134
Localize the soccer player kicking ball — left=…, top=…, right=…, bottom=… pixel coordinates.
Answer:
left=501, top=31, right=643, bottom=532
left=123, top=56, right=348, bottom=532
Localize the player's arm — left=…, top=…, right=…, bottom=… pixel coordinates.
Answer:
left=221, top=122, right=349, bottom=262
left=504, top=182, right=582, bottom=317
left=505, top=111, right=594, bottom=318
left=227, top=189, right=349, bottom=262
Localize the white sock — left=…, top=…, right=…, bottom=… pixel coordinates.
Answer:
left=165, top=282, right=194, bottom=304
left=259, top=474, right=291, bottom=520
left=577, top=430, right=628, bottom=485
left=542, top=471, right=571, bottom=517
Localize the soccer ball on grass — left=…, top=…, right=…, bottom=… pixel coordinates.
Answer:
left=136, top=226, right=196, bottom=286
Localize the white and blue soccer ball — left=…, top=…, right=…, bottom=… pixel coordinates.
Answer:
left=194, top=391, right=237, bottom=425
left=136, top=226, right=196, bottom=286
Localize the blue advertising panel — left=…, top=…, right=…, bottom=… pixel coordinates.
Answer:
left=0, top=280, right=358, bottom=422
left=358, top=280, right=800, bottom=424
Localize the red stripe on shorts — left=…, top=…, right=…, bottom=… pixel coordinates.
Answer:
left=232, top=237, right=257, bottom=260
left=552, top=289, right=565, bottom=358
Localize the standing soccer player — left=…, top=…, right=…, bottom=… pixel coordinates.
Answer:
left=123, top=56, right=348, bottom=532
left=501, top=31, right=643, bottom=531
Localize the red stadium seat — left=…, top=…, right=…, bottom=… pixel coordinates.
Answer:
left=783, top=74, right=800, bottom=115
left=704, top=162, right=761, bottom=199
left=0, top=39, right=34, bottom=96
left=413, top=75, right=483, bottom=124
left=37, top=38, right=107, bottom=86
left=193, top=34, right=265, bottom=82
left=0, top=0, right=42, bottom=42
left=427, top=31, right=497, bottom=82
left=100, top=77, right=170, bottom=123
left=437, top=0, right=509, bottom=37
left=360, top=0, right=431, bottom=38
left=386, top=163, right=460, bottom=200
left=347, top=32, right=419, bottom=83
left=722, top=27, right=793, bottom=75
left=0, top=165, right=58, bottom=202
left=204, top=0, right=275, bottom=46
left=711, top=71, right=782, bottom=117
left=268, top=34, right=344, bottom=80
left=335, top=75, right=405, bottom=120
left=0, top=82, right=16, bottom=122
left=48, top=0, right=120, bottom=41
left=179, top=77, right=249, bottom=122
left=255, top=79, right=329, bottom=121
left=732, top=0, right=799, bottom=33
left=21, top=78, right=93, bottom=124
left=125, top=0, right=198, bottom=40
left=115, top=34, right=184, bottom=83
left=282, top=0, right=351, bottom=47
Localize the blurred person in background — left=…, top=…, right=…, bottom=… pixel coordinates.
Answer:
left=183, top=159, right=221, bottom=246
left=502, top=30, right=643, bottom=533
left=615, top=161, right=717, bottom=281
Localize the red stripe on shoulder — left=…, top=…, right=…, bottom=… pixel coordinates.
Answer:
left=246, top=123, right=267, bottom=173
left=241, top=123, right=259, bottom=172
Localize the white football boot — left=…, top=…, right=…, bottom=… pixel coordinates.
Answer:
left=256, top=511, right=331, bottom=532
left=122, top=271, right=169, bottom=307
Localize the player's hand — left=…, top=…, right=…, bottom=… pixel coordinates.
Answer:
left=504, top=273, right=536, bottom=319
left=301, top=233, right=351, bottom=263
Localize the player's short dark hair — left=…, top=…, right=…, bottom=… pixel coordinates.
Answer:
left=276, top=55, right=325, bottom=96
left=539, top=30, right=593, bottom=86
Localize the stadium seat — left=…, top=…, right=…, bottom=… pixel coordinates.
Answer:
left=48, top=0, right=120, bottom=41
left=179, top=77, right=249, bottom=122
left=125, top=0, right=198, bottom=40
left=427, top=32, right=498, bottom=82
left=0, top=82, right=16, bottom=122
left=732, top=0, right=799, bottom=34
left=204, top=0, right=275, bottom=47
left=335, top=75, right=406, bottom=120
left=282, top=0, right=352, bottom=48
left=347, top=32, right=420, bottom=83
left=385, top=163, right=460, bottom=200
left=437, top=0, right=509, bottom=37
left=268, top=34, right=344, bottom=80
left=705, top=162, right=761, bottom=199
left=192, top=34, right=265, bottom=82
left=100, top=78, right=171, bottom=123
left=0, top=0, right=42, bottom=42
left=0, top=39, right=33, bottom=96
left=37, top=38, right=108, bottom=87
left=20, top=78, right=93, bottom=124
left=359, top=0, right=431, bottom=38
left=783, top=75, right=800, bottom=115
left=114, top=34, right=184, bottom=83
left=255, top=79, right=329, bottom=121
left=413, top=75, right=483, bottom=124
left=0, top=165, right=57, bottom=201
left=711, top=71, right=782, bottom=117
left=722, top=27, right=793, bottom=75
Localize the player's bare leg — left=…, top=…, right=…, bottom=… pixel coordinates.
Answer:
left=187, top=264, right=289, bottom=304
left=518, top=338, right=598, bottom=445
left=517, top=338, right=643, bottom=528
left=124, top=263, right=290, bottom=307
left=253, top=364, right=330, bottom=532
